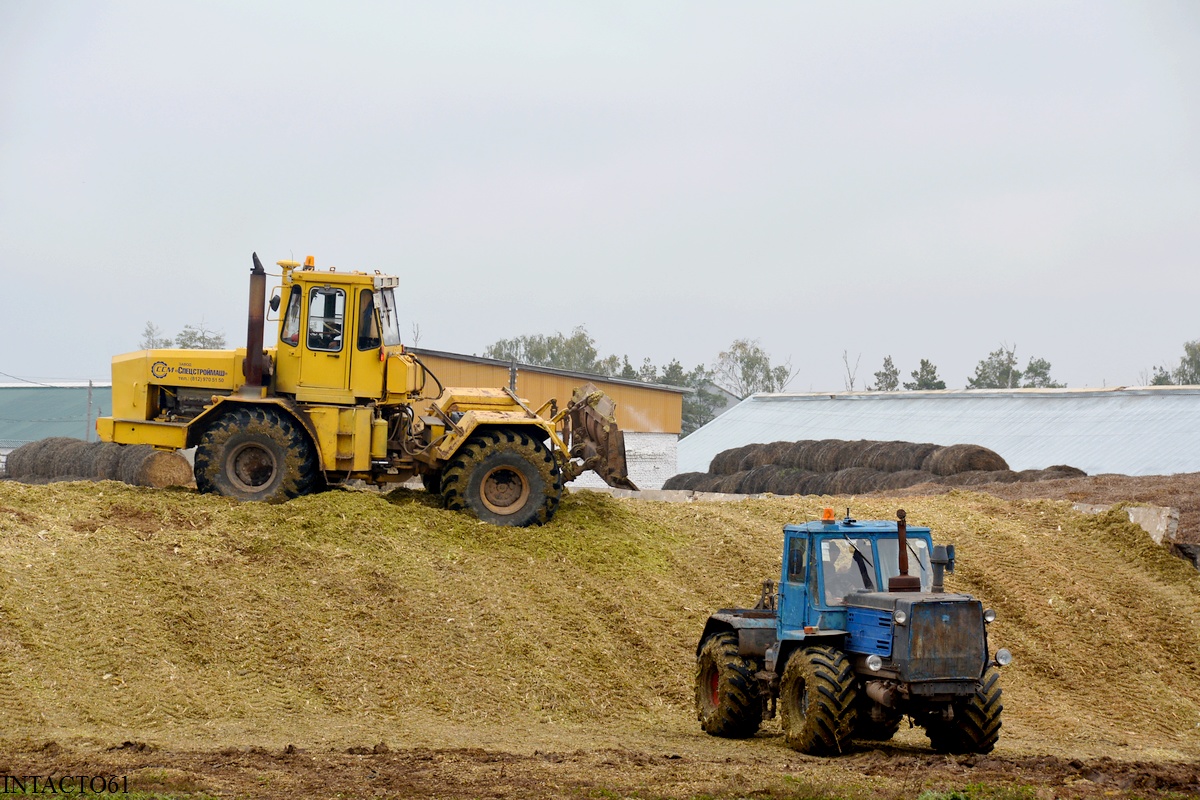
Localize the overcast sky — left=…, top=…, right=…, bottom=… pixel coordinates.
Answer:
left=2, top=1, right=1197, bottom=391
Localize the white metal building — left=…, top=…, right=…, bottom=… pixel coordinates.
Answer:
left=677, top=387, right=1200, bottom=477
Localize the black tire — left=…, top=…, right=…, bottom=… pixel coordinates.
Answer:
left=420, top=469, right=443, bottom=494
left=440, top=428, right=562, bottom=526
left=695, top=632, right=763, bottom=738
left=854, top=699, right=902, bottom=742
left=925, top=667, right=1003, bottom=754
left=779, top=646, right=857, bottom=755
left=194, top=406, right=319, bottom=502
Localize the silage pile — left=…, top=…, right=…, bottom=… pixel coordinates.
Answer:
left=3, top=437, right=193, bottom=488
left=0, top=480, right=1197, bottom=760
left=663, top=439, right=1086, bottom=495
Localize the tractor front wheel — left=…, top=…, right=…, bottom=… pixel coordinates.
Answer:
left=925, top=667, right=1003, bottom=754
left=440, top=429, right=562, bottom=526
left=695, top=632, right=763, bottom=738
left=194, top=407, right=319, bottom=502
left=779, top=646, right=857, bottom=755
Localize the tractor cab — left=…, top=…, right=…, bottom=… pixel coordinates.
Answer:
left=271, top=257, right=414, bottom=404
left=778, top=510, right=934, bottom=637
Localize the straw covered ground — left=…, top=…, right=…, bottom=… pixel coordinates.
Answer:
left=0, top=481, right=1198, bottom=798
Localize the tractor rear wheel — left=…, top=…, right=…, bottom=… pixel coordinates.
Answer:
left=695, top=632, right=763, bottom=738
left=779, top=646, right=857, bottom=755
left=440, top=428, right=562, bottom=526
left=925, top=667, right=1003, bottom=754
left=194, top=406, right=319, bottom=502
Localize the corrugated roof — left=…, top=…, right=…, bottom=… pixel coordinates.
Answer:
left=0, top=385, right=113, bottom=445
left=677, top=386, right=1200, bottom=477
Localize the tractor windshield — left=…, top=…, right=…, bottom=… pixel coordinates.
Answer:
left=821, top=538, right=874, bottom=605
left=375, top=288, right=403, bottom=347
left=878, top=538, right=932, bottom=591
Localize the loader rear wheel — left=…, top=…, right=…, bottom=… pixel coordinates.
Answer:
left=925, top=667, right=1003, bottom=754
left=779, top=646, right=857, bottom=755
left=194, top=407, right=319, bottom=502
left=440, top=428, right=562, bottom=526
left=695, top=632, right=763, bottom=738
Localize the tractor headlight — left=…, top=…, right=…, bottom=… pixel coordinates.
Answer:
left=866, top=654, right=883, bottom=672
left=983, top=608, right=997, bottom=624
left=994, top=648, right=1013, bottom=667
left=892, top=610, right=907, bottom=625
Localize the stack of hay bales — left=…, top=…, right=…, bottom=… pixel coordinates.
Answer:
left=662, top=439, right=1086, bottom=495
left=4, top=437, right=194, bottom=488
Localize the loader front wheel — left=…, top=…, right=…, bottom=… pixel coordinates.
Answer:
left=695, top=631, right=763, bottom=738
left=440, top=429, right=562, bottom=526
left=194, top=407, right=318, bottom=502
left=779, top=646, right=857, bottom=755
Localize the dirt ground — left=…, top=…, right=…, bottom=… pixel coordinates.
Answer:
left=2, top=736, right=1198, bottom=799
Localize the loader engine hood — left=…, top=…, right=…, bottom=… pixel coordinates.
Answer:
left=844, top=591, right=989, bottom=691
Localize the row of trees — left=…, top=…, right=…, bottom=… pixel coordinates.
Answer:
left=140, top=321, right=227, bottom=350
left=1146, top=340, right=1200, bottom=385
left=868, top=344, right=1065, bottom=392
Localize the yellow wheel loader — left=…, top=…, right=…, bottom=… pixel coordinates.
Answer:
left=94, top=253, right=637, bottom=526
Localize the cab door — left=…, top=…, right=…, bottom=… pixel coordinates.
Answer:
left=296, top=285, right=353, bottom=403
left=778, top=532, right=812, bottom=637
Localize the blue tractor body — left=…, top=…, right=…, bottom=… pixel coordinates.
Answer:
left=695, top=510, right=1008, bottom=755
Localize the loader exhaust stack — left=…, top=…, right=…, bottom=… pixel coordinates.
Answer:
left=241, top=252, right=267, bottom=394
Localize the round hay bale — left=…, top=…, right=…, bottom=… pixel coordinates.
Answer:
left=82, top=442, right=126, bottom=479
left=781, top=440, right=819, bottom=470
left=740, top=464, right=781, bottom=494
left=796, top=472, right=835, bottom=496
left=662, top=472, right=706, bottom=491
left=878, top=469, right=938, bottom=490
left=829, top=467, right=882, bottom=494
left=710, top=444, right=754, bottom=475
left=50, top=440, right=93, bottom=478
left=7, top=438, right=74, bottom=480
left=922, top=444, right=1009, bottom=476
left=115, top=445, right=152, bottom=484
left=860, top=441, right=942, bottom=473
left=809, top=440, right=847, bottom=473
left=137, top=451, right=194, bottom=487
left=716, top=471, right=751, bottom=494
left=1045, top=464, right=1087, bottom=478
left=765, top=468, right=810, bottom=496
left=833, top=440, right=876, bottom=471
left=763, top=440, right=794, bottom=465
left=739, top=443, right=783, bottom=471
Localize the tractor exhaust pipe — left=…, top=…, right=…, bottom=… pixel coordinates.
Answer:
left=241, top=252, right=267, bottom=394
left=889, top=508, right=921, bottom=592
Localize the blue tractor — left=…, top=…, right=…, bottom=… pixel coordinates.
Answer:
left=695, top=508, right=1011, bottom=755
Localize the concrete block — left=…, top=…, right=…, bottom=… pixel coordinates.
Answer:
left=1071, top=502, right=1180, bottom=545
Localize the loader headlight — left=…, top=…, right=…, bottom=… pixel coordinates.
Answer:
left=994, top=648, right=1013, bottom=667
left=866, top=654, right=883, bottom=672
left=983, top=608, right=997, bottom=624
left=892, top=610, right=907, bottom=625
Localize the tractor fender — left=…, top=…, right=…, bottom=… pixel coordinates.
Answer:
left=697, top=610, right=778, bottom=659
left=774, top=631, right=848, bottom=675
left=186, top=395, right=321, bottom=459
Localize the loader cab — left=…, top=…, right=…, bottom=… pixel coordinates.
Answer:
left=777, top=516, right=934, bottom=638
left=272, top=259, right=404, bottom=404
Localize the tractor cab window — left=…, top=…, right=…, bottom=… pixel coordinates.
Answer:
left=786, top=536, right=806, bottom=582
left=307, top=287, right=345, bottom=352
left=878, top=538, right=932, bottom=591
left=820, top=538, right=874, bottom=605
left=280, top=287, right=302, bottom=347
left=357, top=290, right=380, bottom=350
left=375, top=287, right=402, bottom=347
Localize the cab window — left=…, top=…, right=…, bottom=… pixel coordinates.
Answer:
left=280, top=287, right=301, bottom=347
left=376, top=288, right=403, bottom=347
left=307, top=287, right=345, bottom=352
left=821, top=538, right=875, bottom=605
left=786, top=537, right=806, bottom=582
left=357, top=290, right=380, bottom=350
left=878, top=538, right=932, bottom=591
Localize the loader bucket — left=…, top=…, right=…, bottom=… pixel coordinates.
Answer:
left=565, top=383, right=639, bottom=491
